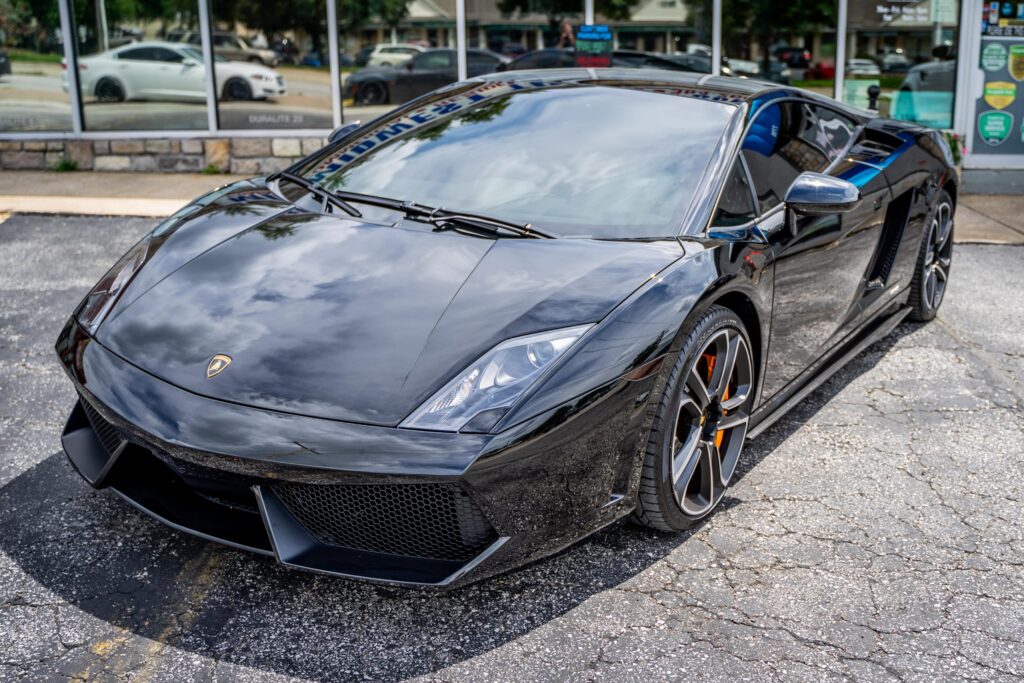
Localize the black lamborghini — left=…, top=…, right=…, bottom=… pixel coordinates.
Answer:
left=57, top=70, right=957, bottom=588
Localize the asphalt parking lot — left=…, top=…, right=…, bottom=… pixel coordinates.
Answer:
left=1, top=212, right=1023, bottom=682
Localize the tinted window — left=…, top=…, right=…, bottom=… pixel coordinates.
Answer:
left=713, top=161, right=756, bottom=227
left=152, top=48, right=183, bottom=63
left=414, top=52, right=452, bottom=70
left=467, top=52, right=500, bottom=76
left=806, top=106, right=857, bottom=162
left=118, top=47, right=155, bottom=61
left=741, top=101, right=830, bottom=214
left=299, top=83, right=735, bottom=238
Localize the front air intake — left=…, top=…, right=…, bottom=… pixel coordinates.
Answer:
left=273, top=482, right=497, bottom=562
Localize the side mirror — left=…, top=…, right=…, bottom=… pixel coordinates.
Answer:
left=328, top=121, right=361, bottom=143
left=784, top=172, right=861, bottom=216
left=182, top=58, right=198, bottom=67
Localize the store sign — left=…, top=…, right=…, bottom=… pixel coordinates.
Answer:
left=575, top=25, right=613, bottom=68
left=978, top=110, right=1013, bottom=144
left=984, top=81, right=1018, bottom=108
left=983, top=43, right=1008, bottom=71
left=1010, top=45, right=1024, bottom=80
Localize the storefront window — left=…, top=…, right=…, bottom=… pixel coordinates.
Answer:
left=721, top=0, right=836, bottom=96
left=0, top=0, right=72, bottom=131
left=72, top=0, right=209, bottom=131
left=210, top=0, right=332, bottom=130
left=843, top=0, right=959, bottom=129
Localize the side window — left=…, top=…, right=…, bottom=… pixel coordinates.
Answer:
left=152, top=48, right=183, bottom=63
left=741, top=101, right=830, bottom=214
left=467, top=52, right=499, bottom=75
left=807, top=106, right=857, bottom=162
left=118, top=47, right=154, bottom=61
left=414, top=52, right=452, bottom=70
left=712, top=160, right=756, bottom=226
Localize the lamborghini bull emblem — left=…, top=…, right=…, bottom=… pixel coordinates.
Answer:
left=207, top=354, right=232, bottom=378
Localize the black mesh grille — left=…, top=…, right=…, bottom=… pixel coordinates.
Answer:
left=80, top=398, right=124, bottom=457
left=273, top=482, right=497, bottom=562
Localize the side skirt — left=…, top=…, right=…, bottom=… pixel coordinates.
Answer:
left=748, top=302, right=911, bottom=440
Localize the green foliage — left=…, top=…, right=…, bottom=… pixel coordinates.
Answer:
left=202, top=163, right=225, bottom=174
left=53, top=158, right=77, bottom=172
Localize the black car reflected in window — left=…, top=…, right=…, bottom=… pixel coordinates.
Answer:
left=299, top=83, right=736, bottom=238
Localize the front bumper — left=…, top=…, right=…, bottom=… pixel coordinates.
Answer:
left=56, top=320, right=652, bottom=588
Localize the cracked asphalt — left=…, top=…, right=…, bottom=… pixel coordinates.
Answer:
left=1, top=213, right=1023, bottom=682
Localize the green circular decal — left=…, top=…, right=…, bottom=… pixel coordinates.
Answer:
left=984, top=43, right=1008, bottom=72
left=979, top=110, right=1014, bottom=145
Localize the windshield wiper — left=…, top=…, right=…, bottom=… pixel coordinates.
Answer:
left=271, top=172, right=363, bottom=218
left=271, top=176, right=556, bottom=239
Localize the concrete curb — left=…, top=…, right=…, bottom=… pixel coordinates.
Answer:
left=0, top=196, right=187, bottom=218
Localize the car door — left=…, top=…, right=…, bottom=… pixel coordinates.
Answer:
left=744, top=99, right=885, bottom=399
left=113, top=47, right=163, bottom=99
left=394, top=51, right=454, bottom=102
left=150, top=47, right=205, bottom=100
left=467, top=51, right=501, bottom=77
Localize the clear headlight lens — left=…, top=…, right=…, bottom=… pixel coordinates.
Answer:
left=401, top=324, right=592, bottom=433
left=76, top=237, right=150, bottom=334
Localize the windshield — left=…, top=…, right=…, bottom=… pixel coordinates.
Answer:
left=296, top=80, right=735, bottom=238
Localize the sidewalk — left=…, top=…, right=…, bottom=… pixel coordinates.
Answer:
left=0, top=171, right=1022, bottom=243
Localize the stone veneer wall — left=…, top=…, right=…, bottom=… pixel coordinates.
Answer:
left=0, top=137, right=326, bottom=174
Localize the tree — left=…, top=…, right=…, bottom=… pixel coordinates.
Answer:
left=714, top=0, right=836, bottom=72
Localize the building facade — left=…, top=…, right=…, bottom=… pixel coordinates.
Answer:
left=0, top=0, right=1017, bottom=190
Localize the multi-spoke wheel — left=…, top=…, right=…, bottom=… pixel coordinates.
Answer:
left=910, top=189, right=954, bottom=322
left=634, top=305, right=756, bottom=531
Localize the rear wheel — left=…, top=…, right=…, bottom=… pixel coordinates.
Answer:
left=909, top=189, right=954, bottom=322
left=95, top=77, right=125, bottom=102
left=633, top=305, right=755, bottom=531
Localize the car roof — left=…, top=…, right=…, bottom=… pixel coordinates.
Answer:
left=112, top=41, right=189, bottom=51
left=473, top=68, right=870, bottom=117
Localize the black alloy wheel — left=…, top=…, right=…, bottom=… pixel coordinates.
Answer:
left=634, top=305, right=755, bottom=531
left=223, top=78, right=253, bottom=101
left=357, top=81, right=387, bottom=105
left=910, top=190, right=954, bottom=322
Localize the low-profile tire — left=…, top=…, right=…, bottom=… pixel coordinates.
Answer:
left=223, top=78, right=253, bottom=101
left=908, top=189, right=954, bottom=322
left=95, top=77, right=125, bottom=103
left=357, top=81, right=387, bottom=105
left=633, top=305, right=756, bottom=532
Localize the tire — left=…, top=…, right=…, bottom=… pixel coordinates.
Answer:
left=95, top=77, right=125, bottom=103
left=633, top=305, right=756, bottom=531
left=357, top=81, right=387, bottom=105
left=908, top=189, right=954, bottom=322
left=223, top=78, right=253, bottom=101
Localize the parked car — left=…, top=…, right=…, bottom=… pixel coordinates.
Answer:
left=773, top=45, right=811, bottom=68
left=803, top=61, right=836, bottom=80
left=892, top=59, right=956, bottom=128
left=0, top=50, right=11, bottom=79
left=58, top=70, right=957, bottom=588
left=846, top=58, right=881, bottom=76
left=344, top=48, right=507, bottom=105
left=165, top=30, right=278, bottom=66
left=881, top=52, right=911, bottom=73
left=64, top=42, right=285, bottom=102
left=354, top=44, right=375, bottom=67
left=364, top=43, right=426, bottom=68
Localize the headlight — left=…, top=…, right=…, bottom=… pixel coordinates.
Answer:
left=251, top=74, right=268, bottom=80
left=401, top=324, right=592, bottom=433
left=76, top=237, right=150, bottom=334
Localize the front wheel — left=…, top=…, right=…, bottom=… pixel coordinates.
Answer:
left=357, top=81, right=387, bottom=105
left=222, top=78, right=253, bottom=101
left=633, top=305, right=756, bottom=531
left=909, top=189, right=954, bottom=322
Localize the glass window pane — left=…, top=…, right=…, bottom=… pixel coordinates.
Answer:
left=842, top=0, right=959, bottom=129
left=210, top=1, right=332, bottom=130
left=742, top=102, right=829, bottom=213
left=74, top=0, right=209, bottom=131
left=0, top=0, right=72, bottom=132
left=713, top=160, right=757, bottom=226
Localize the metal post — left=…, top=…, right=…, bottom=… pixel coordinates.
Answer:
left=711, top=0, right=722, bottom=76
left=835, top=0, right=848, bottom=102
left=327, top=0, right=343, bottom=127
left=455, top=0, right=467, bottom=81
left=58, top=0, right=83, bottom=133
left=197, top=0, right=219, bottom=132
left=95, top=0, right=109, bottom=53
left=584, top=0, right=595, bottom=25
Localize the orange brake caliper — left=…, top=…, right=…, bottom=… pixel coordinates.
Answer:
left=703, top=353, right=727, bottom=449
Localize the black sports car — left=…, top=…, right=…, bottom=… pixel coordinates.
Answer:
left=343, top=48, right=509, bottom=105
left=57, top=70, right=957, bottom=588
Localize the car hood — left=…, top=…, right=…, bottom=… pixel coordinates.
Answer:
left=98, top=211, right=681, bottom=426
left=222, top=61, right=279, bottom=78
